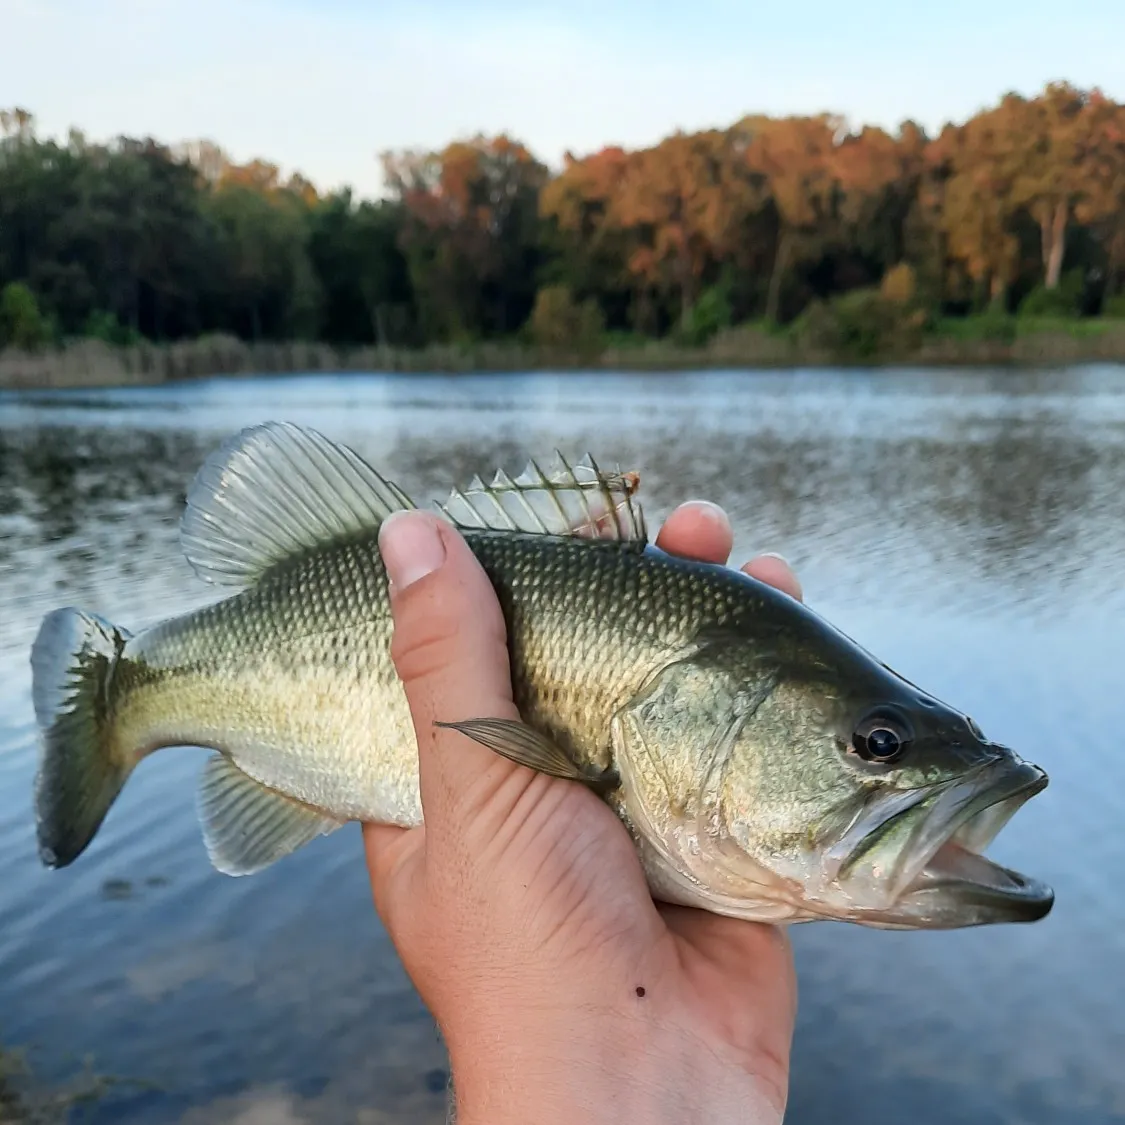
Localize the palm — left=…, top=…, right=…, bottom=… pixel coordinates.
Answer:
left=375, top=768, right=795, bottom=1109
left=502, top=777, right=796, bottom=1107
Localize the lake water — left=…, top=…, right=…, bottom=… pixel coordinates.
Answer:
left=1, top=367, right=1123, bottom=1124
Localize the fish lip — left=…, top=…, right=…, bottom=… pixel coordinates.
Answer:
left=892, top=756, right=1052, bottom=921
left=832, top=754, right=1052, bottom=923
left=891, top=757, right=1052, bottom=921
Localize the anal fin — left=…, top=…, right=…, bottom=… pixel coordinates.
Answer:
left=198, top=753, right=344, bottom=876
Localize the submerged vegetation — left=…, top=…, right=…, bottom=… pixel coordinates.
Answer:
left=2, top=82, right=1125, bottom=384
left=0, top=1042, right=112, bottom=1124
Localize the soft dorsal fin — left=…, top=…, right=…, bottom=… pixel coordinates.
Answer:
left=181, top=422, right=415, bottom=587
left=438, top=454, right=647, bottom=543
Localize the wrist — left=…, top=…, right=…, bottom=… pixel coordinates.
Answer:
left=445, top=1009, right=784, bottom=1125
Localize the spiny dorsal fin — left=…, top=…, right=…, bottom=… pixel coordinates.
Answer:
left=181, top=422, right=415, bottom=587
left=438, top=453, right=647, bottom=543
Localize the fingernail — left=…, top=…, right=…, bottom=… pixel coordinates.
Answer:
left=379, top=511, right=447, bottom=591
left=683, top=500, right=729, bottom=525
left=758, top=551, right=790, bottom=566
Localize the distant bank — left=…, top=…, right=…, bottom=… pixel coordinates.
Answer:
left=4, top=319, right=1125, bottom=389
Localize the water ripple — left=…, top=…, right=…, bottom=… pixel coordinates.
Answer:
left=2, top=366, right=1123, bottom=1124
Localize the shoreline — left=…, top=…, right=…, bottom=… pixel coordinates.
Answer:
left=3, top=321, right=1125, bottom=390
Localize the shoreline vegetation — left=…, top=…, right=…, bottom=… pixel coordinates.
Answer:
left=4, top=81, right=1125, bottom=389
left=4, top=316, right=1125, bottom=389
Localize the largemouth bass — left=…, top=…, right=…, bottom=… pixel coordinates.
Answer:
left=31, top=422, right=1053, bottom=928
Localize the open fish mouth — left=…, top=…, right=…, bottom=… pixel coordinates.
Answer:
left=833, top=756, right=1053, bottom=928
left=897, top=764, right=1051, bottom=913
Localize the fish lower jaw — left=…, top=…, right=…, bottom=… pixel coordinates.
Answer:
left=909, top=836, right=1018, bottom=892
left=824, top=832, right=1054, bottom=930
left=883, top=771, right=1053, bottom=925
left=901, top=838, right=1050, bottom=907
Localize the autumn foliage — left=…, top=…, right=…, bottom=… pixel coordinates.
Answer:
left=2, top=83, right=1125, bottom=356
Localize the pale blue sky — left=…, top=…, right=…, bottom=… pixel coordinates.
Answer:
left=4, top=0, right=1123, bottom=197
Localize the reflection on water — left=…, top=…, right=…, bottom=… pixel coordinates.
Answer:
left=2, top=367, right=1124, bottom=1123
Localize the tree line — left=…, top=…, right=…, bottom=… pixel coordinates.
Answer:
left=2, top=82, right=1125, bottom=354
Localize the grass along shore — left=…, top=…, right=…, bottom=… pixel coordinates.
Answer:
left=3, top=317, right=1125, bottom=390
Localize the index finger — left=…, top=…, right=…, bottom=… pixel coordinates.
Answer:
left=655, top=500, right=733, bottom=564
left=657, top=501, right=803, bottom=602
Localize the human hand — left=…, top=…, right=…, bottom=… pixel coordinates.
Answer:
left=364, top=501, right=802, bottom=1125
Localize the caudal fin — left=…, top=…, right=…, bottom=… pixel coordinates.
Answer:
left=30, top=608, right=133, bottom=868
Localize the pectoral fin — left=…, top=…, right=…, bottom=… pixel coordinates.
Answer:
left=435, top=718, right=619, bottom=795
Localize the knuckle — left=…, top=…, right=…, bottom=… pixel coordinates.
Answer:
left=392, top=627, right=461, bottom=686
left=390, top=584, right=463, bottom=683
left=389, top=570, right=507, bottom=686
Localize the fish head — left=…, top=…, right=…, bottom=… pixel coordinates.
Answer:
left=709, top=634, right=1053, bottom=929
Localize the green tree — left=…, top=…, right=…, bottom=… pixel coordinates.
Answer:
left=204, top=182, right=321, bottom=340
left=307, top=192, right=413, bottom=345
left=0, top=281, right=50, bottom=348
left=528, top=285, right=604, bottom=348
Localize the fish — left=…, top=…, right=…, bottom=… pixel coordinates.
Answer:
left=29, top=422, right=1053, bottom=929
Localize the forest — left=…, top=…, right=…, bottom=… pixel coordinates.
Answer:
left=2, top=81, right=1125, bottom=367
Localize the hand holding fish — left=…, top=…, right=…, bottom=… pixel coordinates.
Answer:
left=364, top=502, right=799, bottom=1125
left=29, top=424, right=1052, bottom=1122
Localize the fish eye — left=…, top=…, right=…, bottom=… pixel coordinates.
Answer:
left=851, top=710, right=913, bottom=764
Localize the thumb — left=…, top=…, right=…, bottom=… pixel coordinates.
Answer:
left=378, top=509, right=528, bottom=840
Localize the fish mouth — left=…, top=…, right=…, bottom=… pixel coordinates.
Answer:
left=834, top=755, right=1053, bottom=928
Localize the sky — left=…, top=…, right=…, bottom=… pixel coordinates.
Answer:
left=3, top=0, right=1124, bottom=198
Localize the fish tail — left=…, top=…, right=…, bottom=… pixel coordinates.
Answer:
left=30, top=608, right=134, bottom=868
